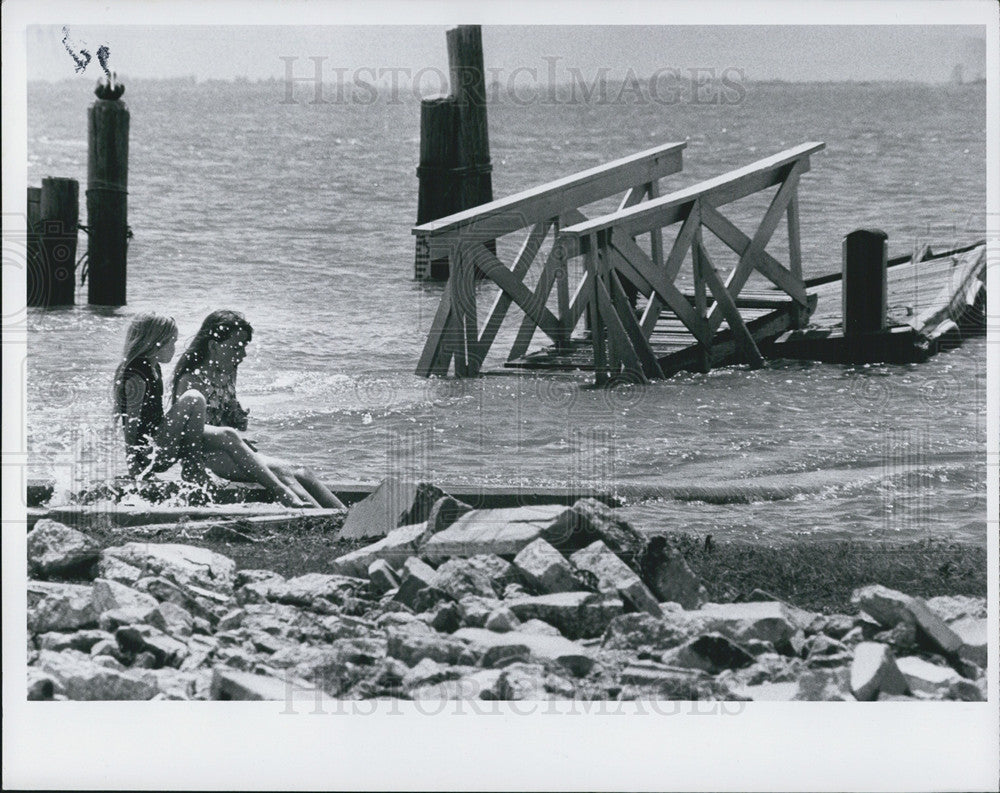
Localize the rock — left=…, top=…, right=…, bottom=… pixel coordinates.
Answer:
left=512, top=538, right=579, bottom=594
left=37, top=649, right=157, bottom=700
left=402, top=658, right=460, bottom=690
left=332, top=522, right=426, bottom=577
left=667, top=632, right=755, bottom=674
left=428, top=601, right=461, bottom=633
left=424, top=495, right=474, bottom=538
left=116, top=625, right=190, bottom=668
left=95, top=555, right=144, bottom=586
left=949, top=617, right=987, bottom=668
left=211, top=669, right=308, bottom=701
left=896, top=656, right=961, bottom=697
left=434, top=557, right=498, bottom=600
left=367, top=559, right=400, bottom=596
left=421, top=505, right=569, bottom=562
left=570, top=540, right=662, bottom=616
left=340, top=478, right=443, bottom=540
left=234, top=568, right=284, bottom=588
left=617, top=660, right=707, bottom=697
left=27, top=519, right=100, bottom=578
left=271, top=573, right=365, bottom=608
left=99, top=607, right=160, bottom=633
left=872, top=620, right=918, bottom=652
left=37, top=629, right=113, bottom=653
left=639, top=537, right=707, bottom=609
left=947, top=679, right=985, bottom=702
left=457, top=595, right=502, bottom=628
left=485, top=606, right=519, bottom=633
left=27, top=668, right=64, bottom=700
left=849, top=642, right=909, bottom=701
left=393, top=557, right=442, bottom=611
left=851, top=585, right=962, bottom=657
left=101, top=543, right=236, bottom=595
left=410, top=668, right=503, bottom=701
left=737, top=681, right=799, bottom=701
left=497, top=663, right=548, bottom=700
left=696, top=601, right=797, bottom=648
left=27, top=581, right=97, bottom=633
left=805, top=635, right=851, bottom=669
left=453, top=627, right=595, bottom=677
left=542, top=498, right=647, bottom=562
left=92, top=578, right=159, bottom=619
left=155, top=602, right=194, bottom=637
left=385, top=627, right=473, bottom=667
left=518, top=619, right=564, bottom=637
left=90, top=638, right=120, bottom=658
left=794, top=669, right=852, bottom=701
left=926, top=595, right=987, bottom=622
left=503, top=582, right=529, bottom=600
left=601, top=613, right=696, bottom=654
left=507, top=591, right=624, bottom=640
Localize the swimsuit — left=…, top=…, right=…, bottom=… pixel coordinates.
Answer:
left=185, top=371, right=248, bottom=430
left=117, top=357, right=173, bottom=477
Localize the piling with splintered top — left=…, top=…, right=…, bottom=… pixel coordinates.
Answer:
left=842, top=228, right=888, bottom=336
left=87, top=83, right=130, bottom=306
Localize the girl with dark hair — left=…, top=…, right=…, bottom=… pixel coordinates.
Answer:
left=114, top=313, right=307, bottom=507
left=172, top=310, right=345, bottom=508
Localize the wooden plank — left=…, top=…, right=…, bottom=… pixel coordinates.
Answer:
left=643, top=179, right=666, bottom=340
left=416, top=284, right=454, bottom=376
left=585, top=235, right=609, bottom=384
left=609, top=232, right=714, bottom=348
left=450, top=248, right=472, bottom=376
left=507, top=240, right=564, bottom=361
left=559, top=142, right=824, bottom=249
left=705, top=163, right=803, bottom=332
left=595, top=275, right=647, bottom=380
left=609, top=270, right=665, bottom=379
left=787, top=190, right=802, bottom=281
left=475, top=220, right=550, bottom=362
left=463, top=242, right=564, bottom=344
left=416, top=142, right=686, bottom=258
left=699, top=199, right=809, bottom=306
left=697, top=238, right=765, bottom=368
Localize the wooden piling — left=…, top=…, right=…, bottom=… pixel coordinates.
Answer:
left=31, top=178, right=80, bottom=307
left=414, top=25, right=495, bottom=280
left=26, top=187, right=43, bottom=306
left=415, top=96, right=461, bottom=280
left=842, top=228, right=888, bottom=336
left=87, top=85, right=130, bottom=306
left=446, top=25, right=494, bottom=219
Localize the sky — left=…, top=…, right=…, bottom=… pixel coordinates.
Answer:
left=27, top=24, right=988, bottom=85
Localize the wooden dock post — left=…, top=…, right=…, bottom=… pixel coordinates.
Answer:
left=415, top=96, right=461, bottom=280
left=26, top=186, right=43, bottom=306
left=842, top=228, right=888, bottom=337
left=87, top=81, right=130, bottom=306
left=30, top=178, right=80, bottom=307
left=414, top=25, right=494, bottom=280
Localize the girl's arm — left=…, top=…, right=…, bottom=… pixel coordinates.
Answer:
left=175, top=372, right=204, bottom=400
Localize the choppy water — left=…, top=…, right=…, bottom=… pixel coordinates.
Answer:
left=24, top=79, right=987, bottom=542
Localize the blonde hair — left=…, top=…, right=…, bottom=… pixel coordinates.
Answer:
left=112, top=313, right=178, bottom=418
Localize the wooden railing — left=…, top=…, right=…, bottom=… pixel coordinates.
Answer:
left=555, top=141, right=825, bottom=383
left=413, top=141, right=687, bottom=376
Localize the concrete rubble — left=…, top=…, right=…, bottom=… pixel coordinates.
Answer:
left=26, top=496, right=988, bottom=702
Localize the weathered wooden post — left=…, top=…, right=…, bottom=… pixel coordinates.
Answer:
left=446, top=25, right=494, bottom=222
left=31, top=178, right=80, bottom=307
left=26, top=186, right=43, bottom=306
left=87, top=80, right=130, bottom=306
left=415, top=96, right=460, bottom=280
left=842, top=228, right=888, bottom=336
left=414, top=25, right=494, bottom=280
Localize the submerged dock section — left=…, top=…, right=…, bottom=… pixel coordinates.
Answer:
left=415, top=141, right=824, bottom=383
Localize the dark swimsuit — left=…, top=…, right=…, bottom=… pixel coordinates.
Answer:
left=117, top=357, right=173, bottom=477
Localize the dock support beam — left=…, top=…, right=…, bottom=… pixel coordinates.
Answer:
left=87, top=82, right=130, bottom=306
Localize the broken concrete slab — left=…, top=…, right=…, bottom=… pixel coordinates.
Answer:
left=101, top=543, right=236, bottom=595
left=696, top=601, right=797, bottom=648
left=666, top=632, right=756, bottom=674
left=340, top=478, right=444, bottom=540
left=949, top=617, right=987, bottom=669
left=37, top=649, right=157, bottom=700
left=512, top=538, right=579, bottom=594
left=211, top=668, right=313, bottom=701
left=896, top=655, right=961, bottom=697
left=367, top=559, right=400, bottom=596
left=332, top=522, right=426, bottom=577
left=852, top=585, right=962, bottom=657
left=850, top=642, right=909, bottom=701
left=421, top=505, right=569, bottom=563
left=92, top=578, right=159, bottom=619
left=541, top=498, right=647, bottom=561
left=433, top=557, right=499, bottom=600
left=640, top=536, right=707, bottom=610
left=393, top=557, right=441, bottom=611
left=116, top=625, right=190, bottom=668
left=453, top=627, right=594, bottom=677
left=570, top=540, right=661, bottom=616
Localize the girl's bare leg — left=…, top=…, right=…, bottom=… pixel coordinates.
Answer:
left=203, top=426, right=307, bottom=507
left=254, top=454, right=320, bottom=507
left=155, top=390, right=209, bottom=483
left=293, top=468, right=345, bottom=509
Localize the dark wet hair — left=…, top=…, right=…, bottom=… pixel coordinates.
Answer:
left=170, top=310, right=253, bottom=402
